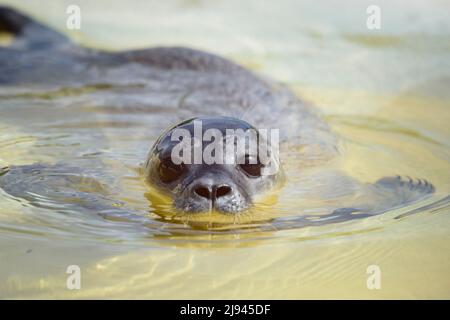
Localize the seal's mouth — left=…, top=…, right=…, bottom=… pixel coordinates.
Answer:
left=144, top=182, right=251, bottom=215
left=144, top=180, right=284, bottom=230
left=174, top=198, right=251, bottom=214
left=173, top=180, right=251, bottom=214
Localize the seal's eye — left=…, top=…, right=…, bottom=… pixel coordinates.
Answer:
left=239, top=155, right=263, bottom=177
left=159, top=158, right=186, bottom=183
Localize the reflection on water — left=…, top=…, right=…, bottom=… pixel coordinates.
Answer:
left=0, top=0, right=449, bottom=299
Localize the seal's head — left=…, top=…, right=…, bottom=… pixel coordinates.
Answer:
left=144, top=116, right=282, bottom=213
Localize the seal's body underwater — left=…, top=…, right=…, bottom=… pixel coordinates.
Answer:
left=0, top=7, right=435, bottom=219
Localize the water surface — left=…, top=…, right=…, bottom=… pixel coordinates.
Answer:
left=0, top=0, right=449, bottom=298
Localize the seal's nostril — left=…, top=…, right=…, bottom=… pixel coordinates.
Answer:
left=216, top=185, right=232, bottom=198
left=194, top=186, right=211, bottom=199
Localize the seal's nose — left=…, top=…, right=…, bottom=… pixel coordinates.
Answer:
left=194, top=184, right=232, bottom=200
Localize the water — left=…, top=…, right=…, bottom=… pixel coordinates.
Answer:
left=0, top=0, right=449, bottom=298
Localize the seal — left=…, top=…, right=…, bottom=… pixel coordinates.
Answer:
left=0, top=7, right=436, bottom=219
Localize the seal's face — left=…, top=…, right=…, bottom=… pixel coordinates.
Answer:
left=144, top=117, right=282, bottom=213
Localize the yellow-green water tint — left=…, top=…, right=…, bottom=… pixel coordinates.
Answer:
left=0, top=0, right=449, bottom=299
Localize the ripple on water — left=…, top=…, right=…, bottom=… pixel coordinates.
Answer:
left=0, top=82, right=448, bottom=248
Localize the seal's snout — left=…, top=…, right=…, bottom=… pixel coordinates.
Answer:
left=193, top=184, right=232, bottom=200
left=181, top=170, right=249, bottom=213
left=189, top=170, right=235, bottom=202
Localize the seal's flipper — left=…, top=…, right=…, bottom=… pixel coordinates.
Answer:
left=0, top=163, right=121, bottom=213
left=306, top=176, right=436, bottom=227
left=0, top=6, right=69, bottom=49
left=373, top=176, right=435, bottom=202
left=347, top=176, right=435, bottom=216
